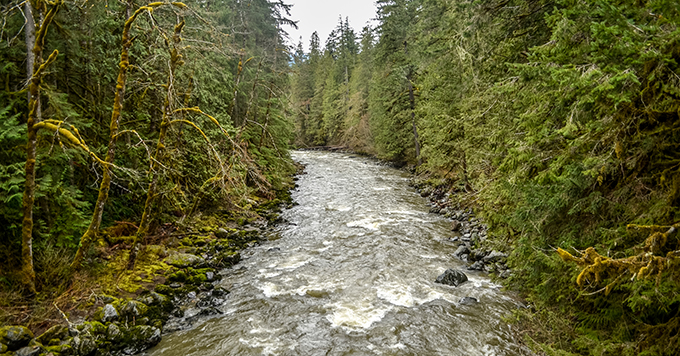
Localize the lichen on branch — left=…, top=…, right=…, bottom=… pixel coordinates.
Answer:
left=558, top=223, right=680, bottom=293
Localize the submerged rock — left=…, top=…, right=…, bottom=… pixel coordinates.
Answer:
left=0, top=325, right=34, bottom=351
left=434, top=269, right=468, bottom=287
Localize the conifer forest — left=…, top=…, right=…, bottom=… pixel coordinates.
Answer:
left=1, top=0, right=680, bottom=355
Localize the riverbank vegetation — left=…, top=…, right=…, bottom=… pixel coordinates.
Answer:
left=1, top=0, right=295, bottom=337
left=289, top=0, right=680, bottom=354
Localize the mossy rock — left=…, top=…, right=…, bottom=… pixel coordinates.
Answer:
left=167, top=270, right=188, bottom=283
left=43, top=343, right=73, bottom=355
left=35, top=325, right=68, bottom=346
left=144, top=245, right=166, bottom=258
left=187, top=273, right=207, bottom=285
left=92, top=304, right=119, bottom=323
left=120, top=326, right=161, bottom=355
left=154, top=284, right=174, bottom=296
left=213, top=251, right=241, bottom=268
left=120, top=300, right=149, bottom=319
left=164, top=253, right=205, bottom=268
left=105, top=323, right=124, bottom=343
left=0, top=326, right=34, bottom=351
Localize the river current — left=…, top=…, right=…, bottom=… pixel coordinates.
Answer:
left=146, top=151, right=523, bottom=355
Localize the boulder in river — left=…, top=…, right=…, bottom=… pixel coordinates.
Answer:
left=434, top=269, right=468, bottom=287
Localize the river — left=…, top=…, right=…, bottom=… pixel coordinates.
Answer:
left=146, top=151, right=523, bottom=355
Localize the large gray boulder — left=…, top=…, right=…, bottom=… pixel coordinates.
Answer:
left=434, top=269, right=468, bottom=287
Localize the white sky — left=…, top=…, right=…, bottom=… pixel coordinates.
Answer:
left=284, top=0, right=378, bottom=51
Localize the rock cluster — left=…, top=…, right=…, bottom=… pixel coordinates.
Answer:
left=411, top=179, right=512, bottom=278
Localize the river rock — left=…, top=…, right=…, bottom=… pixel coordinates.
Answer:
left=15, top=345, right=41, bottom=356
left=434, top=269, right=468, bottom=287
left=107, top=323, right=123, bottom=342
left=468, top=249, right=487, bottom=262
left=453, top=245, right=470, bottom=259
left=459, top=297, right=478, bottom=305
left=468, top=261, right=485, bottom=271
left=482, top=250, right=508, bottom=264
left=122, top=326, right=161, bottom=355
left=78, top=336, right=97, bottom=356
left=451, top=220, right=461, bottom=232
left=136, top=291, right=168, bottom=306
left=212, top=287, right=230, bottom=298
left=164, top=253, right=205, bottom=268
left=121, top=300, right=148, bottom=318
left=0, top=326, right=34, bottom=351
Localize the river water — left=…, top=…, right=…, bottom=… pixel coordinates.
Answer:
left=147, top=151, right=523, bottom=355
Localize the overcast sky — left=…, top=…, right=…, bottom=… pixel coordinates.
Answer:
left=284, top=0, right=378, bottom=51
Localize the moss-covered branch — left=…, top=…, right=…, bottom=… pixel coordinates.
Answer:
left=558, top=223, right=680, bottom=294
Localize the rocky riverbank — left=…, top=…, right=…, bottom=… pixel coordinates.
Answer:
left=409, top=178, right=511, bottom=279
left=0, top=186, right=297, bottom=356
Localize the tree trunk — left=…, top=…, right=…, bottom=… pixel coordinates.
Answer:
left=20, top=1, right=38, bottom=294
left=20, top=0, right=62, bottom=295
left=130, top=20, right=186, bottom=269
left=70, top=6, right=149, bottom=271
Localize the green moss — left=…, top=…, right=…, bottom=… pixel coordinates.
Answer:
left=44, top=343, right=72, bottom=355
left=107, top=235, right=136, bottom=245
left=187, top=274, right=207, bottom=285
left=167, top=270, right=188, bottom=283
left=154, top=284, right=174, bottom=296
left=89, top=321, right=107, bottom=335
